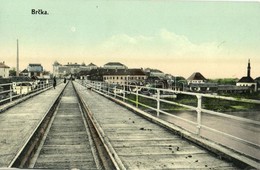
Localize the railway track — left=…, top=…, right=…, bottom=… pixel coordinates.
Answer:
left=7, top=81, right=254, bottom=169
left=8, top=82, right=115, bottom=169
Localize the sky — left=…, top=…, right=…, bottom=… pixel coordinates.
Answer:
left=0, top=0, right=260, bottom=79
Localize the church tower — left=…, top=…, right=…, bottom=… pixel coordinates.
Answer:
left=247, top=59, right=251, bottom=77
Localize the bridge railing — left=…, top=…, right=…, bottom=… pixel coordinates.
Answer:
left=76, top=79, right=260, bottom=159
left=0, top=79, right=62, bottom=106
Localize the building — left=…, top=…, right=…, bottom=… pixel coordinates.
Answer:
left=236, top=59, right=257, bottom=92
left=144, top=68, right=165, bottom=78
left=53, top=61, right=98, bottom=78
left=103, top=69, right=147, bottom=85
left=53, top=61, right=62, bottom=77
left=19, top=69, right=29, bottom=77
left=85, top=63, right=98, bottom=70
left=27, top=64, right=43, bottom=78
left=187, top=72, right=207, bottom=85
left=103, top=62, right=127, bottom=69
left=0, top=62, right=10, bottom=78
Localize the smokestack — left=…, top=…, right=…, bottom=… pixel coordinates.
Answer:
left=16, top=39, right=19, bottom=76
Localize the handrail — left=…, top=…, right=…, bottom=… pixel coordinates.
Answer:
left=76, top=79, right=260, bottom=160
left=0, top=79, right=63, bottom=106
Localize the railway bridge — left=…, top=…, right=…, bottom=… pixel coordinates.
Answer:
left=0, top=80, right=259, bottom=169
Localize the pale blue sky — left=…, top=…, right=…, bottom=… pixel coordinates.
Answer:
left=0, top=0, right=259, bottom=78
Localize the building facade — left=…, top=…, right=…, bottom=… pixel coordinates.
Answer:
left=187, top=72, right=207, bottom=85
left=103, top=69, right=147, bottom=85
left=236, top=59, right=257, bottom=92
left=0, top=62, right=10, bottom=78
left=27, top=64, right=44, bottom=78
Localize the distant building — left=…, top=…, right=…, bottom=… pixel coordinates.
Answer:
left=144, top=68, right=165, bottom=78
left=103, top=69, right=147, bottom=85
left=53, top=61, right=98, bottom=78
left=0, top=62, right=10, bottom=78
left=27, top=64, right=43, bottom=78
left=85, top=62, right=98, bottom=70
left=187, top=72, right=207, bottom=85
left=236, top=59, right=257, bottom=92
left=103, top=62, right=127, bottom=69
left=19, top=69, right=29, bottom=77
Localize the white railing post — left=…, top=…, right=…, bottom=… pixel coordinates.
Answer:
left=123, top=83, right=126, bottom=101
left=196, top=95, right=202, bottom=135
left=20, top=84, right=22, bottom=96
left=136, top=86, right=139, bottom=108
left=27, top=84, right=29, bottom=94
left=9, top=84, right=12, bottom=102
left=114, top=86, right=117, bottom=98
left=157, top=89, right=160, bottom=117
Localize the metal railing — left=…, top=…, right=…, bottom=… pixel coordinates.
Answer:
left=76, top=79, right=260, bottom=160
left=0, top=79, right=61, bottom=106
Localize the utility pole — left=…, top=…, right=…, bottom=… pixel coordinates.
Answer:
left=16, top=39, right=19, bottom=76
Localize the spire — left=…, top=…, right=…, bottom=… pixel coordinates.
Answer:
left=247, top=59, right=251, bottom=77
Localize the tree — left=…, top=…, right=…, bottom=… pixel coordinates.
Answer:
left=9, top=68, right=16, bottom=76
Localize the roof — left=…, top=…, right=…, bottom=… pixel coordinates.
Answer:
left=64, top=63, right=80, bottom=67
left=102, top=69, right=146, bottom=76
left=144, top=68, right=163, bottom=73
left=187, top=72, right=207, bottom=81
left=29, top=64, right=42, bottom=67
left=20, top=69, right=29, bottom=73
left=53, top=61, right=62, bottom=66
left=237, top=76, right=255, bottom=83
left=0, top=62, right=10, bottom=68
left=104, top=62, right=125, bottom=66
left=87, top=63, right=97, bottom=67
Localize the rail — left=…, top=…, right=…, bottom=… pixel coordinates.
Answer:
left=76, top=79, right=260, bottom=161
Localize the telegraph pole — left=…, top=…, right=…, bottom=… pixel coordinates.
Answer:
left=16, top=39, right=19, bottom=76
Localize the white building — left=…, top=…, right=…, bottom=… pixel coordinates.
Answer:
left=27, top=64, right=43, bottom=78
left=236, top=60, right=257, bottom=92
left=187, top=72, right=207, bottom=85
left=0, top=62, right=10, bottom=78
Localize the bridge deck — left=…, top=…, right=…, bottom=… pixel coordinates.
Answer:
left=0, top=83, right=66, bottom=167
left=73, top=82, right=238, bottom=169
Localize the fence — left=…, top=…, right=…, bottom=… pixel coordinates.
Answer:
left=76, top=79, right=260, bottom=160
left=0, top=79, right=61, bottom=106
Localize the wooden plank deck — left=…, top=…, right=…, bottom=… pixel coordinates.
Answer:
left=0, top=84, right=66, bottom=167
left=74, top=82, right=239, bottom=169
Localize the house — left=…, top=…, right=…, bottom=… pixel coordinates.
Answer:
left=0, top=62, right=10, bottom=78
left=236, top=59, right=257, bottom=92
left=27, top=64, right=43, bottom=78
left=187, top=72, right=207, bottom=85
left=86, top=62, right=98, bottom=70
left=19, top=69, right=29, bottom=77
left=103, top=62, right=127, bottom=69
